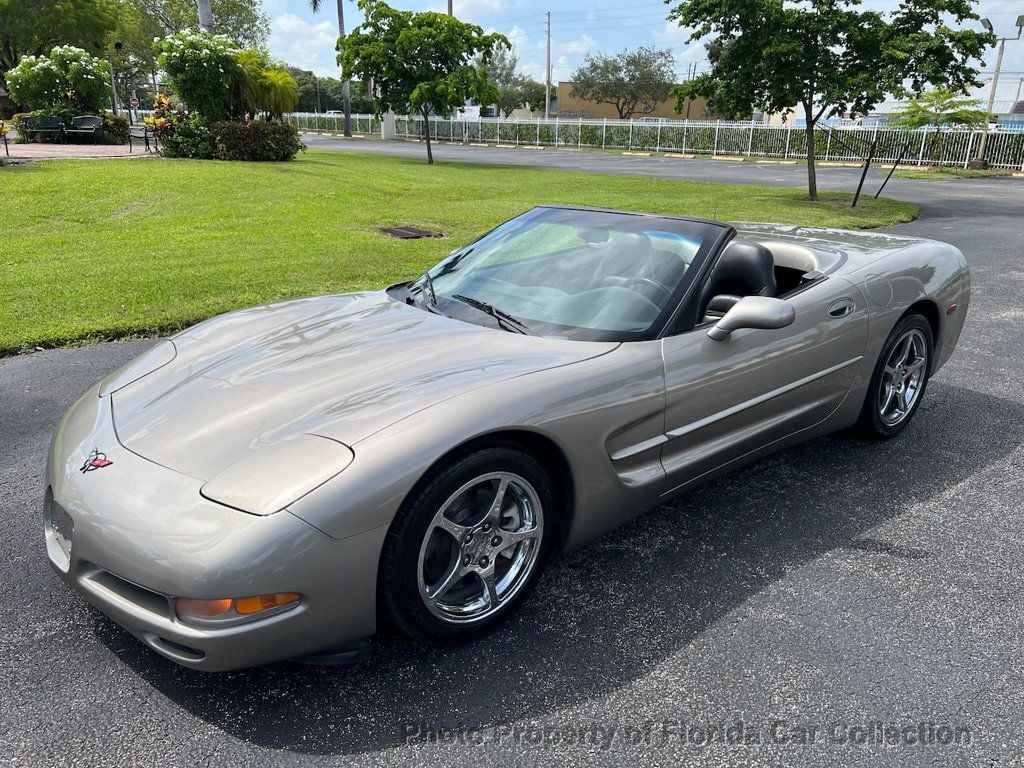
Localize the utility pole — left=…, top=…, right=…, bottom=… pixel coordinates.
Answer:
left=683, top=61, right=694, bottom=119
left=108, top=60, right=118, bottom=115
left=544, top=11, right=551, bottom=119
left=976, top=15, right=1023, bottom=164
left=448, top=0, right=452, bottom=15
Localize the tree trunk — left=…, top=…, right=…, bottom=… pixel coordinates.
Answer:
left=197, top=0, right=213, bottom=30
left=336, top=0, right=352, bottom=137
left=422, top=107, right=433, bottom=164
left=803, top=103, right=818, bottom=201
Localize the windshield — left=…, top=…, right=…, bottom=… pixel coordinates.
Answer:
left=410, top=207, right=730, bottom=341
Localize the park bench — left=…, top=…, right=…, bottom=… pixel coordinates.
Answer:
left=64, top=115, right=104, bottom=142
left=128, top=124, right=156, bottom=153
left=19, top=115, right=64, bottom=143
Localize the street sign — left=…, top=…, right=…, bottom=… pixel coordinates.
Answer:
left=129, top=97, right=140, bottom=108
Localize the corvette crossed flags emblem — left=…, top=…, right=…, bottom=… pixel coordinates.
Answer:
left=79, top=448, right=113, bottom=473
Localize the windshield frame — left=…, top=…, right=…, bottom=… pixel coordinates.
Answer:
left=407, top=206, right=735, bottom=342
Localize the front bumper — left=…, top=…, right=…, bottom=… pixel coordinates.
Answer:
left=45, top=386, right=387, bottom=671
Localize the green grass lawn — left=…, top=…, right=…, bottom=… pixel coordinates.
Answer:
left=0, top=150, right=917, bottom=354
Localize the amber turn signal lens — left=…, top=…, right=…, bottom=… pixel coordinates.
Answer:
left=176, top=597, right=232, bottom=617
left=234, top=592, right=300, bottom=615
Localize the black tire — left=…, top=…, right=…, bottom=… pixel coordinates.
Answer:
left=856, top=312, right=934, bottom=439
left=378, top=444, right=556, bottom=644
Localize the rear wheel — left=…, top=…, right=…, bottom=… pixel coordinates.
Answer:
left=379, top=445, right=555, bottom=644
left=856, top=313, right=933, bottom=438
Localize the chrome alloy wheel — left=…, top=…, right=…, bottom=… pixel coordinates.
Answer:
left=878, top=328, right=929, bottom=427
left=416, top=472, right=543, bottom=623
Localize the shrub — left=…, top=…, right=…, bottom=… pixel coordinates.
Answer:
left=100, top=113, right=129, bottom=144
left=209, top=120, right=305, bottom=161
left=144, top=93, right=215, bottom=158
left=155, top=30, right=240, bottom=121
left=161, top=114, right=218, bottom=159
left=5, top=46, right=111, bottom=114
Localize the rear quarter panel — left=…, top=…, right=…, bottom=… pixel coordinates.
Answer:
left=841, top=239, right=970, bottom=387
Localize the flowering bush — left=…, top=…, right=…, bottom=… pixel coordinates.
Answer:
left=155, top=30, right=240, bottom=122
left=5, top=46, right=111, bottom=113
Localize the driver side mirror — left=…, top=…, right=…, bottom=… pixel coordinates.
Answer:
left=707, top=296, right=796, bottom=340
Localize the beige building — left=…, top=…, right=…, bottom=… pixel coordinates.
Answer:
left=554, top=82, right=713, bottom=120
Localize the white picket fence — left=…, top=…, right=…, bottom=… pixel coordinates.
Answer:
left=285, top=113, right=1024, bottom=170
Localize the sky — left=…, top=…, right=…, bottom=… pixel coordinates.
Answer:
left=265, top=0, right=1024, bottom=105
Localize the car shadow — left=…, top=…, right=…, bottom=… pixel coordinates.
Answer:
left=92, top=381, right=1021, bottom=756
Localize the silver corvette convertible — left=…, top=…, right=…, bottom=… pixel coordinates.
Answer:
left=45, top=206, right=970, bottom=670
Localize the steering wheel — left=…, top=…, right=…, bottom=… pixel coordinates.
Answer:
left=624, top=277, right=674, bottom=304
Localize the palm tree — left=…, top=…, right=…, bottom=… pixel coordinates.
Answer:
left=197, top=0, right=213, bottom=31
left=309, top=0, right=352, bottom=137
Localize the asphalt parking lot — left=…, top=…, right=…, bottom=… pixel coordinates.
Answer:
left=2, top=146, right=1023, bottom=767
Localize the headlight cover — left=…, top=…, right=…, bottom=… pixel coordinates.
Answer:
left=98, top=340, right=177, bottom=397
left=200, top=434, right=354, bottom=515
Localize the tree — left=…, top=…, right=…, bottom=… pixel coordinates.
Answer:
left=309, top=0, right=352, bottom=137
left=569, top=47, right=675, bottom=120
left=257, top=67, right=299, bottom=118
left=197, top=0, right=213, bottom=30
left=136, top=0, right=268, bottom=47
left=478, top=45, right=517, bottom=91
left=285, top=66, right=375, bottom=113
left=236, top=50, right=299, bottom=119
left=671, top=38, right=744, bottom=120
left=890, top=88, right=988, bottom=165
left=477, top=48, right=545, bottom=117
left=667, top=0, right=993, bottom=200
left=340, top=0, right=507, bottom=164
left=514, top=77, right=546, bottom=115
left=106, top=0, right=165, bottom=110
left=0, top=0, right=117, bottom=91
left=890, top=88, right=988, bottom=130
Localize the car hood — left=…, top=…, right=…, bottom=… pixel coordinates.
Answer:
left=111, top=291, right=617, bottom=480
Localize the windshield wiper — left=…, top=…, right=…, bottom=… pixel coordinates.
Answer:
left=408, top=271, right=446, bottom=315
left=421, top=269, right=437, bottom=307
left=451, top=294, right=533, bottom=335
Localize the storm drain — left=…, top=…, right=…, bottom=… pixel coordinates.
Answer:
left=379, top=226, right=443, bottom=239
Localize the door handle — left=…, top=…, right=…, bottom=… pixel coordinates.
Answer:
left=828, top=298, right=856, bottom=318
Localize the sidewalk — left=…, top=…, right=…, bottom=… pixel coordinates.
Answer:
left=2, top=139, right=143, bottom=161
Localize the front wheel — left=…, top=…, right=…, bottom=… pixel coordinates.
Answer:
left=378, top=446, right=555, bottom=644
left=856, top=313, right=933, bottom=438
